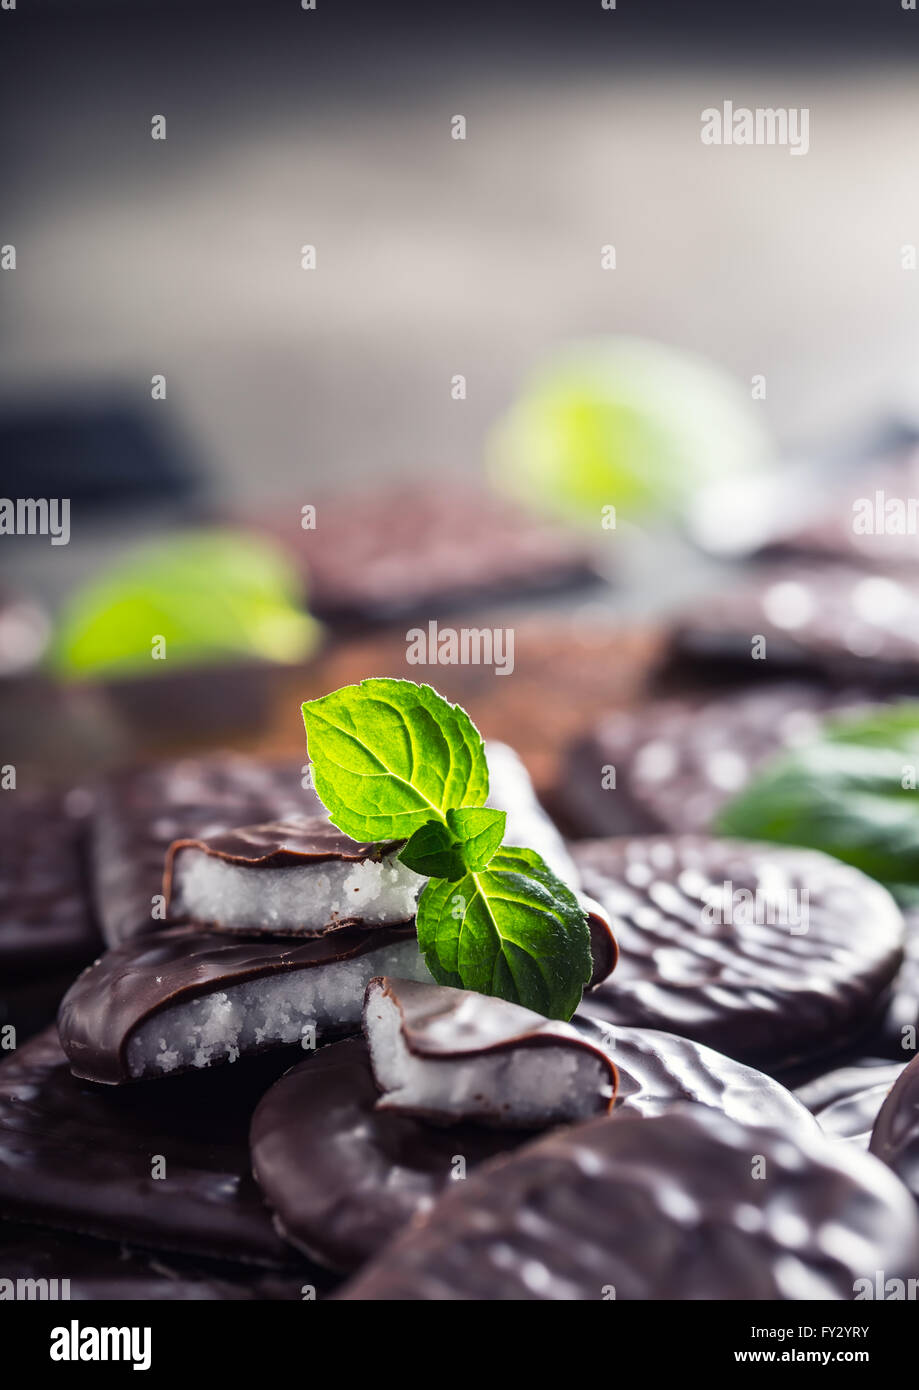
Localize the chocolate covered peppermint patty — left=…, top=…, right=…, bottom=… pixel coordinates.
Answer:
left=666, top=565, right=919, bottom=688
left=554, top=684, right=874, bottom=839
left=575, top=1016, right=818, bottom=1138
left=250, top=1013, right=814, bottom=1272
left=870, top=1052, right=919, bottom=1202
left=364, top=977, right=617, bottom=1128
left=250, top=1037, right=528, bottom=1272
left=572, top=835, right=904, bottom=1070
left=0, top=1029, right=300, bottom=1264
left=165, top=819, right=422, bottom=936
left=58, top=923, right=432, bottom=1085
left=162, top=742, right=573, bottom=939
left=338, top=1106, right=919, bottom=1300
left=90, top=753, right=321, bottom=947
left=252, top=482, right=602, bottom=630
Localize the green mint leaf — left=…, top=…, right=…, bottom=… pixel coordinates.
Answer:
left=399, top=808, right=507, bottom=880
left=415, top=845, right=592, bottom=1020
left=446, top=807, right=507, bottom=870
left=301, top=678, right=488, bottom=842
left=716, top=703, right=919, bottom=887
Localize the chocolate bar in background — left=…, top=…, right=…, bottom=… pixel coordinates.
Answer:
left=662, top=565, right=919, bottom=691
left=90, top=753, right=323, bottom=948
left=551, top=683, right=882, bottom=839
left=0, top=787, right=100, bottom=976
left=0, top=1028, right=310, bottom=1267
left=246, top=482, right=605, bottom=630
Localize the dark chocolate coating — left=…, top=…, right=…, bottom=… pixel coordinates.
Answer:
left=666, top=565, right=919, bottom=688
left=90, top=754, right=322, bottom=947
left=164, top=815, right=402, bottom=933
left=250, top=1038, right=530, bottom=1272
left=796, top=1059, right=906, bottom=1146
left=251, top=1021, right=814, bottom=1271
left=0, top=1028, right=300, bottom=1265
left=0, top=1222, right=322, bottom=1301
left=338, top=1105, right=919, bottom=1300
left=572, top=835, right=904, bottom=1071
left=57, top=922, right=418, bottom=1085
left=0, top=787, right=100, bottom=975
left=255, top=483, right=601, bottom=629
left=870, top=1052, right=919, bottom=1202
left=575, top=1017, right=818, bottom=1138
left=555, top=685, right=874, bottom=839
left=373, top=975, right=616, bottom=1068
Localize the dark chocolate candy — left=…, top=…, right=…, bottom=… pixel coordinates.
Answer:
left=250, top=1037, right=529, bottom=1272
left=164, top=816, right=409, bottom=935
left=0, top=1222, right=320, bottom=1301
left=571, top=835, right=904, bottom=1071
left=576, top=1016, right=818, bottom=1138
left=870, top=1051, right=919, bottom=1202
left=57, top=922, right=423, bottom=1085
left=251, top=1019, right=814, bottom=1272
left=554, top=684, right=874, bottom=839
left=338, top=1105, right=919, bottom=1300
left=364, top=977, right=617, bottom=1127
left=90, top=754, right=322, bottom=947
left=0, top=787, right=100, bottom=976
left=666, top=565, right=919, bottom=688
left=795, top=1059, right=906, bottom=1146
left=252, top=483, right=602, bottom=630
left=0, top=1028, right=299, bottom=1264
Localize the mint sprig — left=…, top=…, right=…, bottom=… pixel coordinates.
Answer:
left=416, top=846, right=592, bottom=1020
left=302, top=679, right=592, bottom=1019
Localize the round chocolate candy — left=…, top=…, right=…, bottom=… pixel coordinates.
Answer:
left=870, top=1051, right=919, bottom=1202
left=574, top=835, right=904, bottom=1070
left=251, top=1020, right=815, bottom=1272
left=338, top=1105, right=919, bottom=1300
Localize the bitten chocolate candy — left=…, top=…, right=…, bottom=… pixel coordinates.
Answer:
left=250, top=1038, right=529, bottom=1272
left=57, top=923, right=428, bottom=1084
left=870, top=1051, right=919, bottom=1202
left=90, top=754, right=322, bottom=947
left=0, top=1029, right=300, bottom=1265
left=554, top=684, right=873, bottom=838
left=666, top=566, right=919, bottom=688
left=364, top=977, right=617, bottom=1128
left=250, top=1020, right=814, bottom=1271
left=165, top=818, right=420, bottom=936
left=572, top=835, right=904, bottom=1071
left=338, top=1106, right=919, bottom=1300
